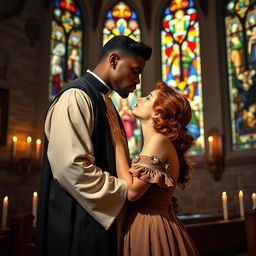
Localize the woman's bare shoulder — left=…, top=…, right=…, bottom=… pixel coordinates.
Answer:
left=141, top=133, right=175, bottom=162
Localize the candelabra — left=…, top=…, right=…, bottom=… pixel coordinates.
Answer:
left=10, top=136, right=42, bottom=181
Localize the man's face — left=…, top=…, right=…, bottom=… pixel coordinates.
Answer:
left=110, top=54, right=146, bottom=98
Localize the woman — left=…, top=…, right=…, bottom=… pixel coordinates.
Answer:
left=107, top=81, right=199, bottom=256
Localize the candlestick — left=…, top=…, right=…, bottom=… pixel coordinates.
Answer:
left=238, top=190, right=244, bottom=218
left=36, top=139, right=41, bottom=160
left=12, top=136, right=18, bottom=158
left=252, top=193, right=256, bottom=209
left=32, top=192, right=38, bottom=226
left=222, top=191, right=228, bottom=220
left=208, top=136, right=213, bottom=156
left=26, top=136, right=32, bottom=158
left=2, top=196, right=8, bottom=228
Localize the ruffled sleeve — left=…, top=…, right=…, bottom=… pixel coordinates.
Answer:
left=129, top=155, right=175, bottom=188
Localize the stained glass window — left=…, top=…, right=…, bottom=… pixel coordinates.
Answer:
left=103, top=1, right=142, bottom=157
left=161, top=0, right=204, bottom=154
left=225, top=0, right=256, bottom=150
left=49, top=0, right=83, bottom=100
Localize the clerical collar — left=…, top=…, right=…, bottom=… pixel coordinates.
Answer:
left=87, top=69, right=112, bottom=96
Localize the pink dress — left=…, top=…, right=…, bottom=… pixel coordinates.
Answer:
left=123, top=155, right=199, bottom=256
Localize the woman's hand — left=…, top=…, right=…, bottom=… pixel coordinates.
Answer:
left=107, top=108, right=126, bottom=148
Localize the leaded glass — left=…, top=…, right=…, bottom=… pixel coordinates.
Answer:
left=161, top=0, right=204, bottom=155
left=103, top=1, right=141, bottom=157
left=225, top=0, right=256, bottom=150
left=49, top=0, right=83, bottom=100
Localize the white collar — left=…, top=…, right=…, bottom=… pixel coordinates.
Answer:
left=87, top=69, right=112, bottom=95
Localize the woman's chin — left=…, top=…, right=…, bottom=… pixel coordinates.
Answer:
left=131, top=109, right=139, bottom=118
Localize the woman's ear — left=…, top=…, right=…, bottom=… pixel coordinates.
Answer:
left=151, top=112, right=161, bottom=119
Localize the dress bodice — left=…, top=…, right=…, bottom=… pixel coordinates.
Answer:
left=128, top=155, right=176, bottom=213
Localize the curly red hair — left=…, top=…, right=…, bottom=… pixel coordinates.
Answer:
left=153, top=81, right=194, bottom=188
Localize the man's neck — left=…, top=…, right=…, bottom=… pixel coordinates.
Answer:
left=87, top=69, right=112, bottom=93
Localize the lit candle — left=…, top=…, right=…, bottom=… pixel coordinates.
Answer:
left=32, top=192, right=38, bottom=226
left=26, top=136, right=32, bottom=158
left=2, top=196, right=8, bottom=228
left=208, top=136, right=213, bottom=156
left=12, top=136, right=18, bottom=158
left=238, top=190, right=244, bottom=218
left=36, top=139, right=41, bottom=160
left=252, top=193, right=256, bottom=209
left=222, top=191, right=228, bottom=220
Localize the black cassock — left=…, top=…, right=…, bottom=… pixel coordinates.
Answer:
left=36, top=72, right=122, bottom=256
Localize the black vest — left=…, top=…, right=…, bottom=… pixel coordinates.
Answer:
left=36, top=72, right=121, bottom=256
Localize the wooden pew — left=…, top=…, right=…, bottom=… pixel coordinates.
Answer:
left=0, top=228, right=10, bottom=256
left=179, top=214, right=247, bottom=256
left=9, top=213, right=34, bottom=256
left=245, top=209, right=256, bottom=256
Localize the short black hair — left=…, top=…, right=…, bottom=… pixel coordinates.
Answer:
left=100, top=35, right=152, bottom=61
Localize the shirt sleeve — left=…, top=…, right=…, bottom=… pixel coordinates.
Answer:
left=45, top=88, right=127, bottom=230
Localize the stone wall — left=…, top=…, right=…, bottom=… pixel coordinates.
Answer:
left=0, top=0, right=43, bottom=162
left=0, top=0, right=43, bottom=220
left=175, top=161, right=256, bottom=216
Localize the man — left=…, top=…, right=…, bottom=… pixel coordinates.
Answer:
left=36, top=35, right=152, bottom=256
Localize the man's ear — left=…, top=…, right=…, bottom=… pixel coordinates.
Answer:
left=109, top=53, right=120, bottom=70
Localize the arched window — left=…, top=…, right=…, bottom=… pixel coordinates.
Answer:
left=103, top=1, right=141, bottom=157
left=49, top=0, right=83, bottom=100
left=161, top=0, right=204, bottom=155
left=225, top=0, right=256, bottom=150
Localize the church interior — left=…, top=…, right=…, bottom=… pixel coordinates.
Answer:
left=0, top=0, right=256, bottom=255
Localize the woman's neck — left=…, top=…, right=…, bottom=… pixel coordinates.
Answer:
left=141, top=121, right=157, bottom=145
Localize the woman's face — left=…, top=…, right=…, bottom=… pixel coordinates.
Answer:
left=132, top=90, right=158, bottom=120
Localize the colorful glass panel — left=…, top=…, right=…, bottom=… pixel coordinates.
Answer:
left=225, top=0, right=256, bottom=150
left=49, top=0, right=83, bottom=100
left=103, top=1, right=141, bottom=157
left=161, top=0, right=204, bottom=155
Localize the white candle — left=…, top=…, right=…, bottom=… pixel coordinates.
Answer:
left=222, top=191, right=228, bottom=220
left=36, top=139, right=41, bottom=160
left=26, top=136, right=32, bottom=158
left=12, top=136, right=18, bottom=158
left=2, top=196, right=8, bottom=228
left=32, top=192, right=38, bottom=226
left=208, top=136, right=213, bottom=156
left=252, top=193, right=256, bottom=209
left=238, top=190, right=244, bottom=218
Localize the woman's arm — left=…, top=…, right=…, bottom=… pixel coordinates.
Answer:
left=107, top=109, right=151, bottom=201
left=115, top=144, right=151, bottom=201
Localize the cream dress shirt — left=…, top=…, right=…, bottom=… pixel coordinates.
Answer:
left=45, top=81, right=127, bottom=231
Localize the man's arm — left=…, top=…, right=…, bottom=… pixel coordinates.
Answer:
left=45, top=89, right=127, bottom=230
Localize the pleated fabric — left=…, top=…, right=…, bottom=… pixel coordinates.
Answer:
left=123, top=155, right=199, bottom=256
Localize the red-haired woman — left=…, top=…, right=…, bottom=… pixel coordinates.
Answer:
left=107, top=81, right=199, bottom=256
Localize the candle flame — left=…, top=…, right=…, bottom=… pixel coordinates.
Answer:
left=3, top=196, right=8, bottom=202
left=27, top=136, right=32, bottom=143
left=222, top=191, right=226, bottom=196
left=36, top=139, right=41, bottom=145
left=239, top=190, right=243, bottom=197
left=33, top=192, right=38, bottom=197
left=13, top=136, right=18, bottom=142
left=208, top=136, right=213, bottom=142
left=252, top=193, right=256, bottom=199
